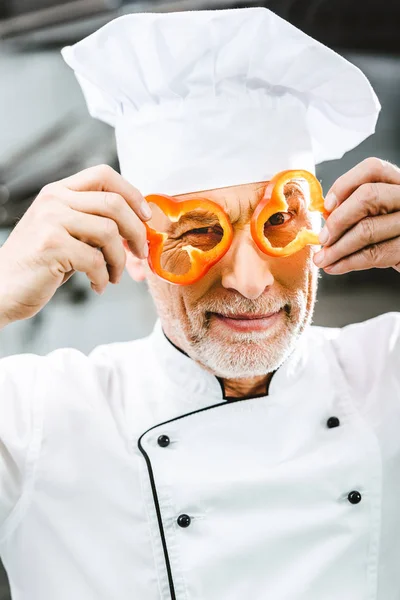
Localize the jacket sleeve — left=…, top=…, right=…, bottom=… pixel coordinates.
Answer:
left=331, top=311, right=400, bottom=401
left=0, top=354, right=43, bottom=538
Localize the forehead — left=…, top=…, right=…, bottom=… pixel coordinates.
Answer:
left=174, top=180, right=308, bottom=222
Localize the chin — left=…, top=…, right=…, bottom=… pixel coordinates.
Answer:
left=188, top=287, right=316, bottom=378
left=192, top=320, right=302, bottom=379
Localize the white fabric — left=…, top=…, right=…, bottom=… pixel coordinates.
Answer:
left=61, top=8, right=381, bottom=196
left=0, top=312, right=399, bottom=599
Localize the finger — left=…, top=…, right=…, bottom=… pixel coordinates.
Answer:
left=314, top=212, right=400, bottom=268
left=320, top=183, right=400, bottom=246
left=65, top=190, right=148, bottom=258
left=60, top=164, right=152, bottom=222
left=63, top=210, right=127, bottom=284
left=323, top=237, right=400, bottom=275
left=324, top=158, right=400, bottom=212
left=63, top=237, right=110, bottom=294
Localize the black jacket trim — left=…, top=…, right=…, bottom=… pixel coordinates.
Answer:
left=137, top=397, right=250, bottom=600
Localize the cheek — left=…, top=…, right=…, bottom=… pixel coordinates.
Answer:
left=272, top=248, right=313, bottom=288
left=179, top=275, right=217, bottom=315
left=146, top=270, right=208, bottom=320
left=146, top=271, right=178, bottom=312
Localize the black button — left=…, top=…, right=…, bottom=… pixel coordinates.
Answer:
left=327, top=416, right=340, bottom=429
left=348, top=491, right=362, bottom=504
left=177, top=514, right=191, bottom=528
left=157, top=435, right=170, bottom=448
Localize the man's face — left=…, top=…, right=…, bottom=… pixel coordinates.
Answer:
left=145, top=180, right=320, bottom=378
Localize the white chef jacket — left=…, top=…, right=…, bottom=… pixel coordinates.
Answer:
left=0, top=312, right=399, bottom=600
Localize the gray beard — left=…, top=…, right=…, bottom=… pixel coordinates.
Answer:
left=186, top=300, right=308, bottom=379
left=150, top=259, right=319, bottom=380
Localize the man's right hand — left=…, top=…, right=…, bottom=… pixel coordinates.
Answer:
left=0, top=165, right=152, bottom=328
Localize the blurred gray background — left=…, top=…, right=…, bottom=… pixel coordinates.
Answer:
left=0, top=0, right=399, bottom=597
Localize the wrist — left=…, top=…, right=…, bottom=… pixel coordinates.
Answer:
left=0, top=307, right=12, bottom=331
left=0, top=290, right=15, bottom=331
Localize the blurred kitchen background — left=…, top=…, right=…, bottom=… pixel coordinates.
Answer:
left=0, top=0, right=399, bottom=597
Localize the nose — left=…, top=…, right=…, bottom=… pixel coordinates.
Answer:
left=219, top=231, right=274, bottom=300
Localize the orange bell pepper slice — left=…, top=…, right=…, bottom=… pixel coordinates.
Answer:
left=250, top=170, right=327, bottom=257
left=145, top=194, right=233, bottom=285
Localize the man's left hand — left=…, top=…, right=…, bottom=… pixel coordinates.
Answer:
left=313, top=157, right=400, bottom=274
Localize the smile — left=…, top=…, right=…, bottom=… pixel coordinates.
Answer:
left=212, top=309, right=283, bottom=333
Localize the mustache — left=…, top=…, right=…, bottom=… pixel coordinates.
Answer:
left=194, top=293, right=292, bottom=318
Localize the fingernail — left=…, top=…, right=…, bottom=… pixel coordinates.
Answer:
left=324, top=192, right=337, bottom=212
left=93, top=286, right=105, bottom=295
left=324, top=266, right=334, bottom=273
left=142, top=242, right=149, bottom=258
left=319, top=226, right=329, bottom=244
left=140, top=201, right=152, bottom=220
left=313, top=250, right=324, bottom=266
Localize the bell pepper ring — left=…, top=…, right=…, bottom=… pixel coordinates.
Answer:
left=250, top=170, right=328, bottom=258
left=144, top=194, right=233, bottom=285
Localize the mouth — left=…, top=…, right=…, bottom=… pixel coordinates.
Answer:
left=211, top=309, right=284, bottom=333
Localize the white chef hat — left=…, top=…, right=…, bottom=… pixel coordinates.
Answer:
left=61, top=7, right=380, bottom=197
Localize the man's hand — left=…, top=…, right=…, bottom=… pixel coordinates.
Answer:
left=313, top=158, right=400, bottom=274
left=0, top=165, right=151, bottom=327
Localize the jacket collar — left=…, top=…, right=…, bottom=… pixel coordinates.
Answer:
left=149, top=320, right=310, bottom=403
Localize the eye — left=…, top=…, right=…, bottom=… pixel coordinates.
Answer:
left=178, top=225, right=224, bottom=250
left=181, top=225, right=224, bottom=238
left=186, top=227, right=217, bottom=235
left=266, top=212, right=292, bottom=226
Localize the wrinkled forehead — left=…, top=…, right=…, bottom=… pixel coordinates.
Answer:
left=174, top=179, right=310, bottom=222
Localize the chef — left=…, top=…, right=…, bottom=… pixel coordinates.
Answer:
left=0, top=6, right=399, bottom=600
